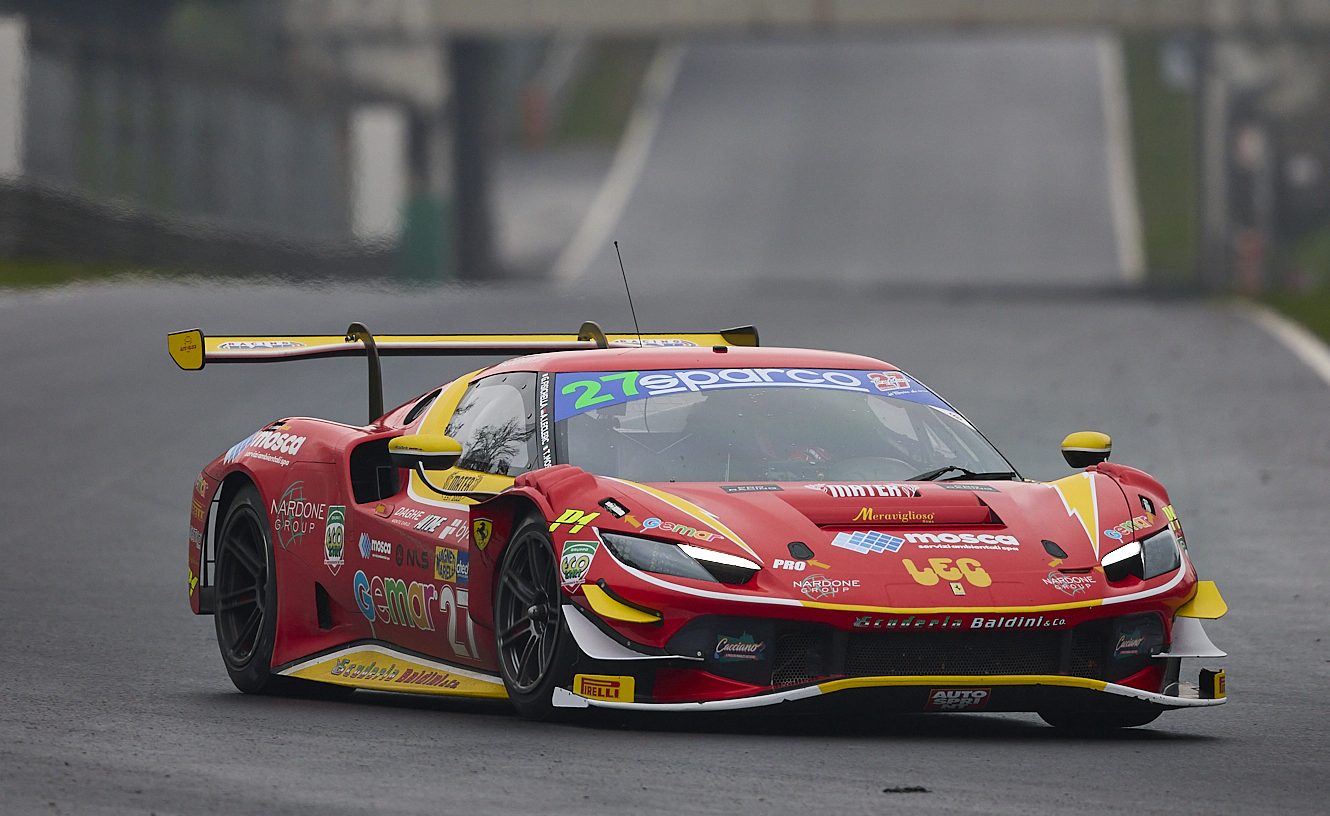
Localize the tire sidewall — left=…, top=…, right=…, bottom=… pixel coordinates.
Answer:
left=494, top=517, right=577, bottom=719
left=214, top=484, right=281, bottom=694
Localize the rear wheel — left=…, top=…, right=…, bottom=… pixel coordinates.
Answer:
left=214, top=484, right=351, bottom=699
left=1038, top=708, right=1161, bottom=731
left=494, top=518, right=577, bottom=719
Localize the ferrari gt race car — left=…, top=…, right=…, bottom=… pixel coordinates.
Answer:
left=169, top=321, right=1228, bottom=729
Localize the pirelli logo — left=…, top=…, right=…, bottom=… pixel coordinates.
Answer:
left=573, top=674, right=634, bottom=702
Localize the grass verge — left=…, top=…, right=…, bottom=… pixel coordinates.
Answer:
left=1259, top=289, right=1330, bottom=345
left=0, top=258, right=139, bottom=289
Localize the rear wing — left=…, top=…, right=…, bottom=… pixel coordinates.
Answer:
left=167, top=320, right=759, bottom=421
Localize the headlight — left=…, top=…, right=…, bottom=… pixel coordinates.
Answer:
left=1101, top=528, right=1181, bottom=582
left=601, top=532, right=761, bottom=585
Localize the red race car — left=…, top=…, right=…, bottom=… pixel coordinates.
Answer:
left=169, top=321, right=1228, bottom=729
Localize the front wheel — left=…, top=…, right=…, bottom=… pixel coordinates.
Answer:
left=1038, top=708, right=1161, bottom=731
left=494, top=518, right=577, bottom=719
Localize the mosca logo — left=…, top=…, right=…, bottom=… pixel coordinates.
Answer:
left=358, top=532, right=392, bottom=561
left=831, top=530, right=905, bottom=554
left=904, top=532, right=1020, bottom=550
left=353, top=570, right=436, bottom=631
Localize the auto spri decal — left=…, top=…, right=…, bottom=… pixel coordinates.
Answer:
left=552, top=368, right=962, bottom=422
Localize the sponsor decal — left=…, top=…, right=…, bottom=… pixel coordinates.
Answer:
left=772, top=559, right=808, bottom=571
left=641, top=517, right=722, bottom=543
left=940, top=484, right=999, bottom=493
left=950, top=582, right=966, bottom=596
left=331, top=657, right=461, bottom=690
left=187, top=568, right=198, bottom=594
left=1114, top=629, right=1148, bottom=658
left=440, top=473, right=481, bottom=494
left=358, top=532, right=393, bottom=561
left=903, top=557, right=991, bottom=588
left=831, top=530, right=905, bottom=554
left=853, top=614, right=1068, bottom=630
left=854, top=507, right=935, bottom=523
left=599, top=498, right=630, bottom=518
left=553, top=368, right=962, bottom=422
left=415, top=514, right=446, bottom=534
left=472, top=519, right=493, bottom=551
left=903, top=531, right=1020, bottom=551
left=437, top=517, right=467, bottom=542
left=217, top=340, right=305, bottom=350
left=392, top=506, right=427, bottom=523
left=549, top=508, right=600, bottom=534
left=285, top=649, right=506, bottom=697
left=323, top=506, right=345, bottom=575
left=191, top=498, right=207, bottom=523
left=353, top=570, right=437, bottom=631
left=373, top=502, right=393, bottom=517
left=189, top=527, right=204, bottom=547
left=1162, top=504, right=1187, bottom=547
left=1043, top=571, right=1095, bottom=596
left=574, top=674, right=635, bottom=701
left=270, top=481, right=326, bottom=550
left=195, top=475, right=208, bottom=497
left=867, top=371, right=911, bottom=391
left=395, top=543, right=434, bottom=571
left=926, top=688, right=991, bottom=711
left=794, top=574, right=861, bottom=599
left=559, top=541, right=599, bottom=588
left=720, top=484, right=784, bottom=494
left=537, top=373, right=554, bottom=468
left=806, top=482, right=920, bottom=499
left=434, top=546, right=469, bottom=585
left=1103, top=515, right=1150, bottom=540
left=713, top=633, right=766, bottom=662
left=223, top=427, right=308, bottom=465
left=610, top=338, right=697, bottom=347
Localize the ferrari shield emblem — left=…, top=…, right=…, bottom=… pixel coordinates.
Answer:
left=472, top=518, right=493, bottom=551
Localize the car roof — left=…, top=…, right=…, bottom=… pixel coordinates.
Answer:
left=481, top=345, right=901, bottom=376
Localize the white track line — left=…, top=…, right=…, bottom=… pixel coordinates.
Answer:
left=551, top=41, right=685, bottom=285
left=1098, top=36, right=1146, bottom=285
left=1235, top=300, right=1330, bottom=387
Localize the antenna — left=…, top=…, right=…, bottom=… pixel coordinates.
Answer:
left=613, top=241, right=644, bottom=346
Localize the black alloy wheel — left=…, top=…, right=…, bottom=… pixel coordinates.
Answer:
left=495, top=518, right=576, bottom=718
left=214, top=484, right=281, bottom=693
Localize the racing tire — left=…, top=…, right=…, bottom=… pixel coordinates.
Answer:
left=1037, top=708, right=1162, bottom=731
left=494, top=517, right=578, bottom=720
left=214, top=484, right=352, bottom=700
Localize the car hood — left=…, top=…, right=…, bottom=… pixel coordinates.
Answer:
left=589, top=472, right=1157, bottom=608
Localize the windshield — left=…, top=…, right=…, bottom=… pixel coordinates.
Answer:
left=551, top=367, right=1014, bottom=483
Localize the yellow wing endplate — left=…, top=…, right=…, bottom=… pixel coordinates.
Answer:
left=1177, top=580, right=1228, bottom=619
left=166, top=322, right=759, bottom=370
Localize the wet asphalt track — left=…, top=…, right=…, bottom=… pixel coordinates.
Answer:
left=4, top=36, right=1330, bottom=816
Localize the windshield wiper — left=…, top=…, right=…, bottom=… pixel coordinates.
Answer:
left=910, top=465, right=1019, bottom=482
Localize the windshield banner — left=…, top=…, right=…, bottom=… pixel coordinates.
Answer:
left=553, top=368, right=958, bottom=422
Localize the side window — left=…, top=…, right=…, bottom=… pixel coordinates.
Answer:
left=444, top=373, right=538, bottom=476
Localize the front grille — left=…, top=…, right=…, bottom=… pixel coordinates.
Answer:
left=769, top=626, right=1110, bottom=685
left=846, top=631, right=1064, bottom=676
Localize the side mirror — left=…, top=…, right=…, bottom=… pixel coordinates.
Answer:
left=388, top=434, right=463, bottom=472
left=1061, top=431, right=1112, bottom=469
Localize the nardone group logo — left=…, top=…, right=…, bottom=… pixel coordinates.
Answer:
left=270, top=481, right=327, bottom=550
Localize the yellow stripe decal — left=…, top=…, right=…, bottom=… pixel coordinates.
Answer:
left=582, top=584, right=663, bottom=623
left=1049, top=472, right=1101, bottom=558
left=817, top=675, right=1109, bottom=694
left=611, top=479, right=762, bottom=563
